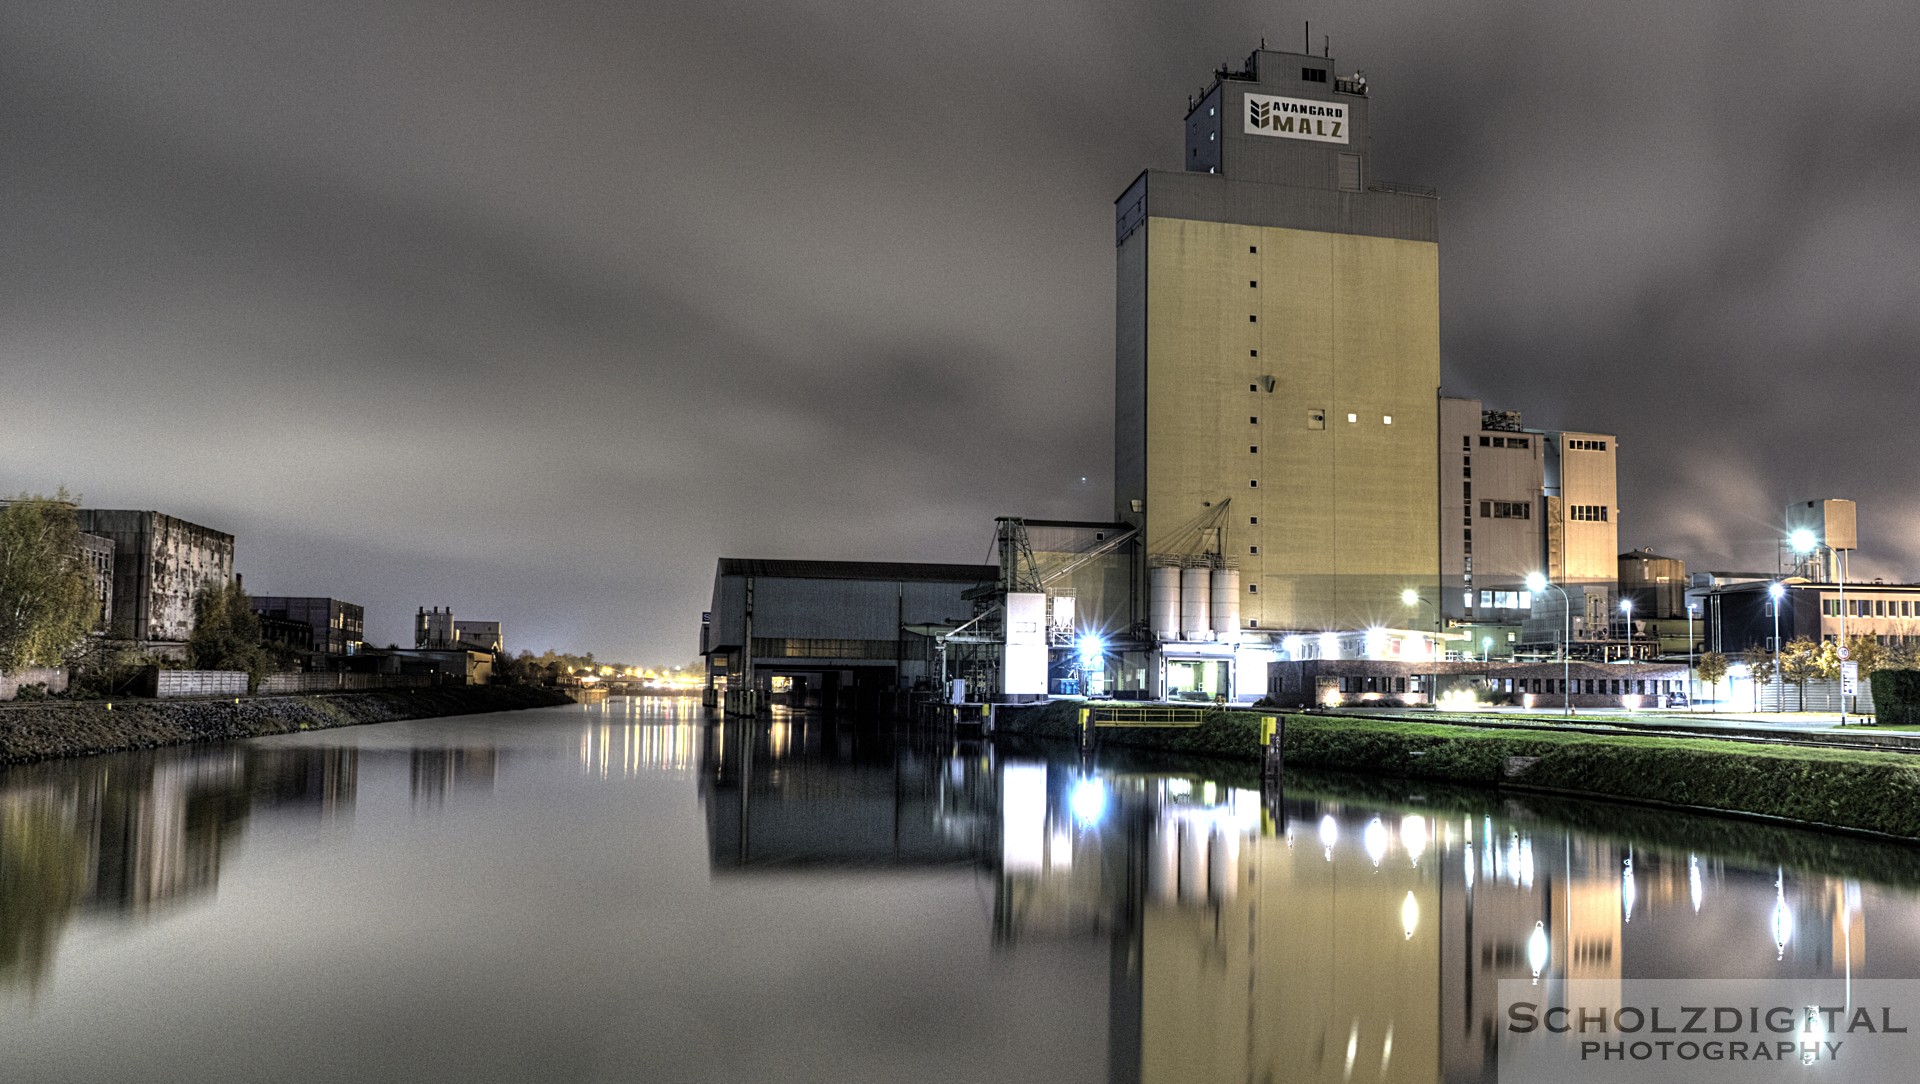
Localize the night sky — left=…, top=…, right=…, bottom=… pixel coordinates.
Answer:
left=5, top=2, right=1917, bottom=662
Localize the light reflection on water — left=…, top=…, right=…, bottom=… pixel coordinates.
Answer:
left=1, top=699, right=1918, bottom=1083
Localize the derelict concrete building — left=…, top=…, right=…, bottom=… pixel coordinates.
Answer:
left=73, top=509, right=234, bottom=645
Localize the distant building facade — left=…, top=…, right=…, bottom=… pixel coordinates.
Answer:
left=414, top=607, right=502, bottom=653
left=73, top=510, right=235, bottom=644
left=78, top=531, right=115, bottom=630
left=251, top=596, right=365, bottom=656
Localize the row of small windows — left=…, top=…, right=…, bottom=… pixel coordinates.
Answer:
left=1480, top=500, right=1531, bottom=520
left=1479, top=590, right=1533, bottom=610
left=1567, top=438, right=1608, bottom=451
left=1570, top=504, right=1611, bottom=522
left=1479, top=435, right=1530, bottom=449
left=1824, top=598, right=1920, bottom=618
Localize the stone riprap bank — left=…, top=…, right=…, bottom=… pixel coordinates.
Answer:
left=0, top=686, right=572, bottom=765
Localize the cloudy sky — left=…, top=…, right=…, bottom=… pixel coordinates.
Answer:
left=4, top=1, right=1918, bottom=662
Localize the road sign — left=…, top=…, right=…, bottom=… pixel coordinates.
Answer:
left=1842, top=660, right=1859, bottom=696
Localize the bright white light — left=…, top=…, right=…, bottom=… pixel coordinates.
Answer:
left=1801, top=1006, right=1825, bottom=1064
left=1768, top=581, right=1786, bottom=600
left=1622, top=856, right=1637, bottom=922
left=1069, top=778, right=1107, bottom=827
left=1527, top=921, right=1550, bottom=980
left=1364, top=628, right=1390, bottom=660
left=1077, top=634, right=1105, bottom=666
left=1400, top=815, right=1428, bottom=866
left=1401, top=588, right=1420, bottom=607
left=1437, top=688, right=1479, bottom=711
left=1282, top=634, right=1304, bottom=659
left=1689, top=854, right=1704, bottom=914
left=1318, top=814, right=1339, bottom=857
left=1526, top=572, right=1548, bottom=593
left=1318, top=632, right=1340, bottom=660
left=1364, top=816, right=1390, bottom=866
left=1790, top=528, right=1818, bottom=553
left=1401, top=891, right=1420, bottom=939
left=1620, top=599, right=1633, bottom=614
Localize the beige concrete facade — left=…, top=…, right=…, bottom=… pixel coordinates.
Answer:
left=1546, top=430, right=1619, bottom=589
left=1130, top=216, right=1439, bottom=631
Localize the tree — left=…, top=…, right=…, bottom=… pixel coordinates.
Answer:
left=1779, top=637, right=1839, bottom=712
left=1743, top=648, right=1775, bottom=709
left=186, top=583, right=285, bottom=691
left=0, top=492, right=98, bottom=673
left=1696, top=652, right=1729, bottom=712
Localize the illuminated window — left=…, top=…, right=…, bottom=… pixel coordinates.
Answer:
left=1347, top=413, right=1358, bottom=423
left=1383, top=415, right=1393, bottom=424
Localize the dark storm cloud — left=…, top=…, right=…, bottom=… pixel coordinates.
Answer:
left=4, top=0, right=1918, bottom=659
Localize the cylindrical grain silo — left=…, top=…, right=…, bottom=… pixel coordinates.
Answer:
left=1149, top=565, right=1181, bottom=642
left=1180, top=564, right=1212, bottom=641
left=1210, top=566, right=1241, bottom=639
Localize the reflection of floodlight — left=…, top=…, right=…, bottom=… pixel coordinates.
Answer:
left=1401, top=892, right=1420, bottom=940
left=1069, top=778, right=1107, bottom=827
left=1790, top=528, right=1818, bottom=553
left=1318, top=814, right=1339, bottom=857
left=1364, top=817, right=1389, bottom=866
left=1527, top=922, right=1550, bottom=982
left=1400, top=815, right=1428, bottom=866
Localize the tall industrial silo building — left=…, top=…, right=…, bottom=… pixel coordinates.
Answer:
left=1115, top=45, right=1440, bottom=657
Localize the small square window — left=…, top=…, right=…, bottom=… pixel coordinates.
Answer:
left=1250, top=445, right=1258, bottom=453
left=1250, top=349, right=1258, bottom=357
left=1250, top=546, right=1259, bottom=555
left=1248, top=619, right=1258, bottom=628
left=1249, top=479, right=1258, bottom=488
left=1347, top=413, right=1358, bottom=423
left=1250, top=416, right=1258, bottom=424
left=1249, top=280, right=1258, bottom=288
left=1383, top=415, right=1393, bottom=425
left=1250, top=383, right=1258, bottom=392
left=1249, top=517, right=1258, bottom=525
left=1248, top=584, right=1259, bottom=594
left=1249, top=246, right=1258, bottom=253
left=1249, top=315, right=1257, bottom=322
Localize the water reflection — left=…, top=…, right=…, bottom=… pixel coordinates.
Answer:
left=0, top=745, right=357, bottom=990
left=579, top=693, right=704, bottom=777
left=699, top=722, right=1920, bottom=1084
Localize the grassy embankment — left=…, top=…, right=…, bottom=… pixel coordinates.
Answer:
left=0, top=685, right=574, bottom=765
left=997, top=701, right=1920, bottom=839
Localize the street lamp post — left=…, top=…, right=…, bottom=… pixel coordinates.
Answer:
left=1402, top=589, right=1440, bottom=709
left=1791, top=531, right=1848, bottom=724
left=1768, top=581, right=1785, bottom=714
left=1527, top=572, right=1572, bottom=719
left=1686, top=602, right=1698, bottom=707
left=1621, top=598, right=1634, bottom=662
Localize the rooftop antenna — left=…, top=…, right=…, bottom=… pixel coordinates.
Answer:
left=1304, top=22, right=1309, bottom=53
left=1324, top=35, right=1330, bottom=58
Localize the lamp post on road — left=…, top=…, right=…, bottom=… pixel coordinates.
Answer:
left=1686, top=602, right=1698, bottom=706
left=1621, top=598, right=1634, bottom=662
left=1791, top=530, right=1848, bottom=724
left=1768, top=581, right=1785, bottom=714
left=1527, top=572, right=1572, bottom=719
left=1402, top=589, right=1440, bottom=709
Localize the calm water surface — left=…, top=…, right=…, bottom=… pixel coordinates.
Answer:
left=3, top=697, right=1920, bottom=1083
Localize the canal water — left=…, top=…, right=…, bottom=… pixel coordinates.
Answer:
left=3, top=698, right=1920, bottom=1083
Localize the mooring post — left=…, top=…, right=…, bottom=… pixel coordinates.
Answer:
left=1261, top=714, right=1284, bottom=782
left=1078, top=706, right=1093, bottom=754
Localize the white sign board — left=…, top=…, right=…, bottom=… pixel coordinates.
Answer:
left=1842, top=660, right=1860, bottom=697
left=1243, top=94, right=1350, bottom=144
